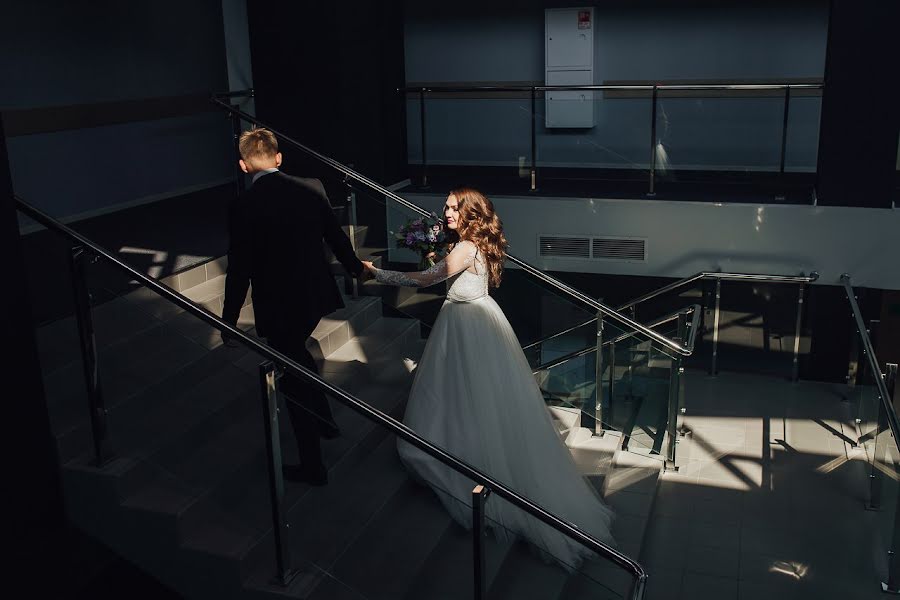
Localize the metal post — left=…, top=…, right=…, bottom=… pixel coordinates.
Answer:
left=647, top=85, right=658, bottom=197
left=259, top=361, right=297, bottom=586
left=630, top=574, right=648, bottom=600
left=882, top=363, right=900, bottom=593
left=69, top=246, right=113, bottom=467
left=230, top=107, right=245, bottom=195
left=710, top=279, right=721, bottom=376
left=530, top=86, right=537, bottom=192
left=419, top=89, right=428, bottom=189
left=868, top=365, right=896, bottom=510
left=779, top=86, right=791, bottom=174
left=344, top=174, right=359, bottom=298
left=592, top=314, right=604, bottom=435
left=847, top=314, right=861, bottom=390
left=472, top=485, right=490, bottom=600
left=608, top=340, right=616, bottom=432
left=665, top=312, right=688, bottom=470
left=791, top=283, right=805, bottom=382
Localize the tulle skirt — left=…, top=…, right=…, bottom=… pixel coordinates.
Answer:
left=397, top=295, right=616, bottom=570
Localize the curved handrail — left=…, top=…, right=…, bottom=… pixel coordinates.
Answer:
left=841, top=275, right=900, bottom=451
left=16, top=196, right=647, bottom=597
left=211, top=97, right=689, bottom=357
left=525, top=270, right=814, bottom=355
left=533, top=305, right=700, bottom=374
left=618, top=271, right=820, bottom=312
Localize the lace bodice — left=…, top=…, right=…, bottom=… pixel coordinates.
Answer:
left=373, top=240, right=489, bottom=302
left=445, top=264, right=488, bottom=302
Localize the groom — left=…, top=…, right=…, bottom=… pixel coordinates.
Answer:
left=222, top=126, right=365, bottom=486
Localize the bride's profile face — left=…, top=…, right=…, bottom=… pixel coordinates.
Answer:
left=444, top=194, right=461, bottom=230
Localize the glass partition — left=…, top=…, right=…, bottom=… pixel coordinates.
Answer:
left=404, top=85, right=822, bottom=200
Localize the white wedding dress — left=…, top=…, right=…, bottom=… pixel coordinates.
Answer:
left=373, top=241, right=615, bottom=570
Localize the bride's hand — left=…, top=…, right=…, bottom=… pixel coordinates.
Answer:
left=362, top=260, right=376, bottom=272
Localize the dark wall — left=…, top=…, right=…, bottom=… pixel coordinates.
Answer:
left=815, top=0, right=900, bottom=208
left=246, top=1, right=407, bottom=245
left=1, top=116, right=63, bottom=594
left=2, top=0, right=234, bottom=221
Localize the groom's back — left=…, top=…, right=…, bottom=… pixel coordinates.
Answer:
left=232, top=171, right=346, bottom=332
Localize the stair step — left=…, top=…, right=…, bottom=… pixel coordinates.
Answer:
left=324, top=317, right=420, bottom=370
left=119, top=390, right=264, bottom=519
left=321, top=480, right=454, bottom=600
left=401, top=521, right=512, bottom=600
left=309, top=296, right=383, bottom=361
left=179, top=381, right=411, bottom=578
left=486, top=541, right=570, bottom=600
left=243, top=434, right=412, bottom=597
left=44, top=318, right=209, bottom=439
left=359, top=277, right=419, bottom=308
left=56, top=347, right=257, bottom=462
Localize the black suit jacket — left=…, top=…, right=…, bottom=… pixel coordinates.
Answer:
left=222, top=171, right=363, bottom=338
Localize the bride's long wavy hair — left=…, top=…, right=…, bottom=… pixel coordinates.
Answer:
left=446, top=187, right=508, bottom=288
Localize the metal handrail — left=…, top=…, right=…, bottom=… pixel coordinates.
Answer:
left=211, top=98, right=688, bottom=357
left=618, top=271, right=820, bottom=312
left=841, top=275, right=900, bottom=448
left=400, top=83, right=823, bottom=93
left=533, top=305, right=700, bottom=374
left=521, top=317, right=598, bottom=352
left=16, top=196, right=647, bottom=596
left=524, top=271, right=816, bottom=356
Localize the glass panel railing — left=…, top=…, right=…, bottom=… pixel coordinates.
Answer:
left=403, top=84, right=821, bottom=199
left=654, top=93, right=784, bottom=174
left=531, top=309, right=693, bottom=467
left=843, top=276, right=900, bottom=591
left=537, top=93, right=652, bottom=186
left=406, top=95, right=532, bottom=175
left=622, top=274, right=813, bottom=380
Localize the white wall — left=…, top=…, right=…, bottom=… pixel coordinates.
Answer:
left=392, top=191, right=900, bottom=290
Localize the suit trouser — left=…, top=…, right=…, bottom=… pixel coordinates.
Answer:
left=266, top=316, right=335, bottom=471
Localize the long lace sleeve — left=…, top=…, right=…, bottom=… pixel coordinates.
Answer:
left=373, top=241, right=477, bottom=288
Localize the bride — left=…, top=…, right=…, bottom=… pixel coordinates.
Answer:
left=362, top=187, right=615, bottom=569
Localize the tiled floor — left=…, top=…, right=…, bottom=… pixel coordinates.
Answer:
left=641, top=369, right=891, bottom=600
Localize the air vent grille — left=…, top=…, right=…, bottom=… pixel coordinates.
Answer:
left=538, top=235, right=647, bottom=261
left=592, top=237, right=646, bottom=261
left=539, top=236, right=590, bottom=258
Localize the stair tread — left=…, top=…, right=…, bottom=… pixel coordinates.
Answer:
left=120, top=390, right=264, bottom=515
left=180, top=382, right=411, bottom=561
left=325, top=317, right=419, bottom=365
left=243, top=435, right=412, bottom=594
left=57, top=348, right=258, bottom=462
left=325, top=479, right=454, bottom=600
left=402, top=520, right=512, bottom=600
left=487, top=541, right=571, bottom=600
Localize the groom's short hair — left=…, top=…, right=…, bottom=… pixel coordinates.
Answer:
left=239, top=127, right=279, bottom=161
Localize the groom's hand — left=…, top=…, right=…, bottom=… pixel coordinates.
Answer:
left=359, top=261, right=376, bottom=282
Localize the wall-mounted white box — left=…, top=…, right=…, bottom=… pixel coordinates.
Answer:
left=545, top=7, right=595, bottom=128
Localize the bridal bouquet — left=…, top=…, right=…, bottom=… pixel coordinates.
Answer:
left=394, top=212, right=448, bottom=269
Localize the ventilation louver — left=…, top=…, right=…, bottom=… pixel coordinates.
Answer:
left=592, top=237, right=646, bottom=261
left=538, top=235, right=646, bottom=261
left=539, top=236, right=590, bottom=258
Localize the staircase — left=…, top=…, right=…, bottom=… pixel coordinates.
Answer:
left=38, top=238, right=660, bottom=600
